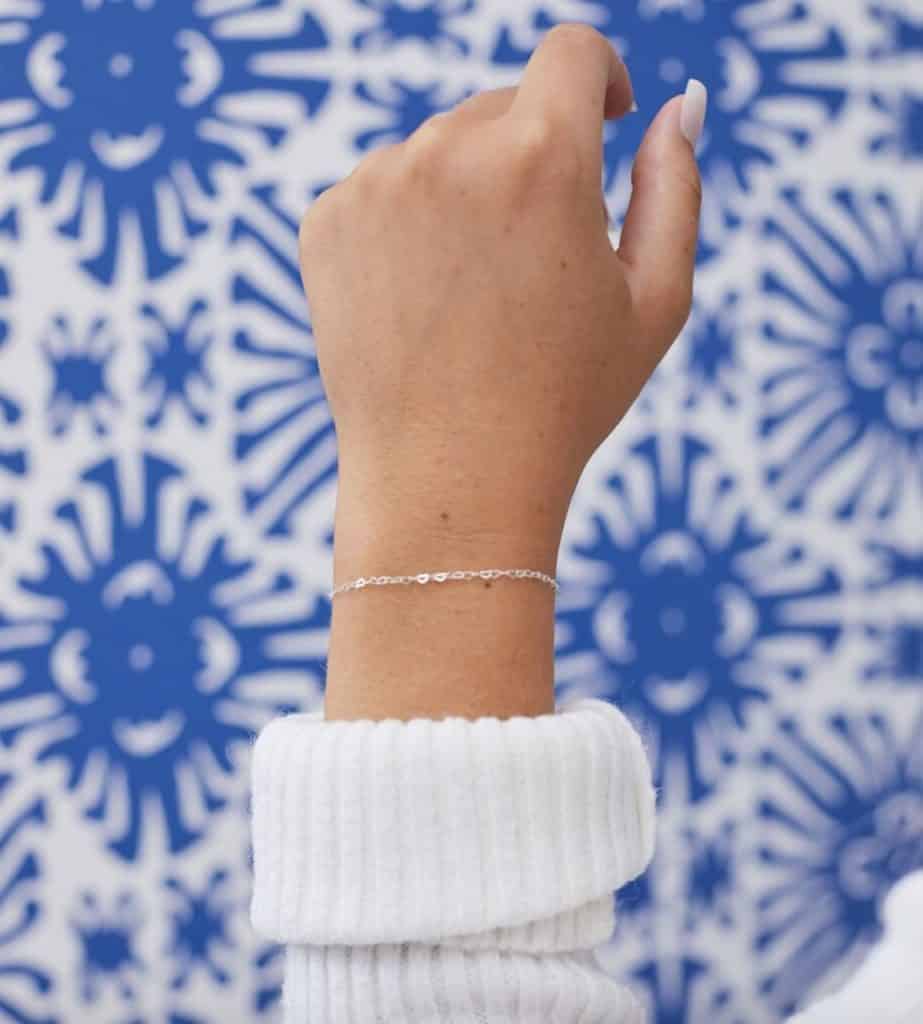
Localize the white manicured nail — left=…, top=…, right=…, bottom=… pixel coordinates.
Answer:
left=680, top=78, right=707, bottom=150
left=628, top=99, right=638, bottom=113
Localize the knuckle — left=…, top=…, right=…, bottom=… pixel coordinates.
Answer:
left=399, top=143, right=436, bottom=183
left=416, top=110, right=454, bottom=139
left=351, top=142, right=400, bottom=188
left=510, top=115, right=580, bottom=186
left=401, top=114, right=453, bottom=177
left=513, top=115, right=555, bottom=159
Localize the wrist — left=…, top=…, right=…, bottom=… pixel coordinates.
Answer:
left=324, top=480, right=562, bottom=723
left=332, top=513, right=561, bottom=587
left=332, top=467, right=568, bottom=578
left=323, top=574, right=558, bottom=722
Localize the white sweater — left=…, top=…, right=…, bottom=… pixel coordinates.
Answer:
left=248, top=695, right=923, bottom=1023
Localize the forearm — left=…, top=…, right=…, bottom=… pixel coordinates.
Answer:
left=322, top=468, right=564, bottom=722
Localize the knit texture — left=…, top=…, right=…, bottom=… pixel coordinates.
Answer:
left=249, top=696, right=657, bottom=1021
left=279, top=945, right=647, bottom=1023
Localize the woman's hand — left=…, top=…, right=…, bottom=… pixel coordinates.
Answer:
left=302, top=22, right=707, bottom=721
left=300, top=23, right=705, bottom=558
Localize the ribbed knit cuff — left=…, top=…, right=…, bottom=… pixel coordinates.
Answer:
left=281, top=946, right=647, bottom=1024
left=249, top=696, right=656, bottom=949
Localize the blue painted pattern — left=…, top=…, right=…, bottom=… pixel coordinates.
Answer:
left=42, top=315, right=119, bottom=437
left=0, top=209, right=27, bottom=537
left=555, top=433, right=841, bottom=801
left=0, top=0, right=919, bottom=1019
left=140, top=299, right=215, bottom=429
left=756, top=713, right=923, bottom=1015
left=0, top=0, right=331, bottom=282
left=0, top=455, right=326, bottom=861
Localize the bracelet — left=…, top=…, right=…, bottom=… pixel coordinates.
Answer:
left=328, top=568, right=560, bottom=600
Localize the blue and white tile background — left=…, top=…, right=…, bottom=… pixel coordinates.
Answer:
left=0, top=0, right=920, bottom=1020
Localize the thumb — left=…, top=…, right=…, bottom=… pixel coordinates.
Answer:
left=617, top=79, right=707, bottom=352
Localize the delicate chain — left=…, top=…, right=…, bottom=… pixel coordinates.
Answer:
left=329, top=568, right=559, bottom=600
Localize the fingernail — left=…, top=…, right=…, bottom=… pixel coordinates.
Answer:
left=680, top=78, right=707, bottom=150
left=628, top=99, right=638, bottom=114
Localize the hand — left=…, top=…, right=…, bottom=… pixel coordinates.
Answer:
left=299, top=23, right=706, bottom=556
left=303, top=22, right=708, bottom=721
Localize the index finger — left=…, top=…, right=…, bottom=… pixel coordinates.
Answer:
left=510, top=24, right=634, bottom=175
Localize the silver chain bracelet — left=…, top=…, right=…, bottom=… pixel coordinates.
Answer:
left=329, top=568, right=559, bottom=600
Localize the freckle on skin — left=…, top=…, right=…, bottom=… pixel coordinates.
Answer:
left=560, top=259, right=568, bottom=269
left=440, top=511, right=449, bottom=522
left=485, top=581, right=492, bottom=588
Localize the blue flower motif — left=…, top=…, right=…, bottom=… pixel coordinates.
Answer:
left=0, top=770, right=54, bottom=1023
left=230, top=184, right=338, bottom=537
left=758, top=189, right=923, bottom=518
left=863, top=541, right=923, bottom=685
left=756, top=712, right=923, bottom=1015
left=555, top=434, right=841, bottom=801
left=352, top=0, right=476, bottom=56
left=0, top=453, right=329, bottom=860
left=42, top=314, right=119, bottom=437
left=140, top=299, right=214, bottom=429
left=679, top=291, right=746, bottom=409
left=0, top=0, right=331, bottom=283
left=491, top=0, right=848, bottom=263
left=164, top=868, right=233, bottom=991
left=686, top=821, right=737, bottom=930
left=72, top=889, right=144, bottom=1004
left=353, top=79, right=472, bottom=150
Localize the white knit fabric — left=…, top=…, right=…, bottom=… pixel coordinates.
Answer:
left=249, top=696, right=657, bottom=1022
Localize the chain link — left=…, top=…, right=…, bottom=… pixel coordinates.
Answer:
left=328, top=568, right=559, bottom=600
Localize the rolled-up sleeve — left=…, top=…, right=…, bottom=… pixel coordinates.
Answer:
left=249, top=696, right=657, bottom=1023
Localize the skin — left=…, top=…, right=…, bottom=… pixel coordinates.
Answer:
left=298, top=23, right=704, bottom=722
